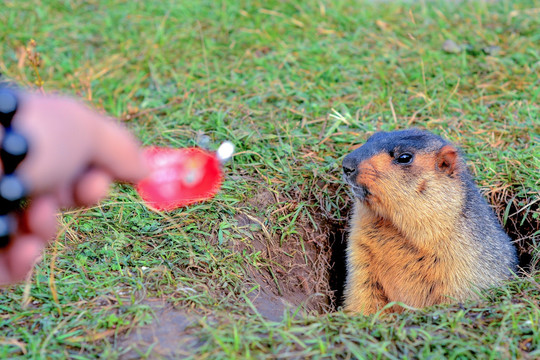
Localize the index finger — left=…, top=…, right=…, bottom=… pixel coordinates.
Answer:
left=91, top=117, right=149, bottom=183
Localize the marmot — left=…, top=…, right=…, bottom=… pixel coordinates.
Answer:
left=341, top=129, right=517, bottom=314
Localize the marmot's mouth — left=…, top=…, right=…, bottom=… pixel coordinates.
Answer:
left=350, top=184, right=370, bottom=201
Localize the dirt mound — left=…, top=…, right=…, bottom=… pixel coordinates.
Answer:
left=226, top=181, right=351, bottom=319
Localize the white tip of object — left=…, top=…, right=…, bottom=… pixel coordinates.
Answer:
left=217, top=141, right=235, bottom=163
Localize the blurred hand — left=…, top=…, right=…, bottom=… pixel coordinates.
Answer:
left=0, top=91, right=148, bottom=285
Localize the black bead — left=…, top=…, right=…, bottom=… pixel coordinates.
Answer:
left=0, top=175, right=26, bottom=215
left=0, top=88, right=17, bottom=128
left=0, top=214, right=15, bottom=248
left=1, top=130, right=28, bottom=174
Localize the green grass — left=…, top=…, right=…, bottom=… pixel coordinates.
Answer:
left=0, top=0, right=539, bottom=358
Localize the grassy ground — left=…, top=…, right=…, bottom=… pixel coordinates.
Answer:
left=0, top=0, right=539, bottom=358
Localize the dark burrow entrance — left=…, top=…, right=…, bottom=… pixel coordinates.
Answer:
left=501, top=201, right=539, bottom=272
left=485, top=188, right=539, bottom=273
left=327, top=218, right=349, bottom=310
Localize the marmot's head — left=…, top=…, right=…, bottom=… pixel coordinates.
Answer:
left=342, top=129, right=465, bottom=219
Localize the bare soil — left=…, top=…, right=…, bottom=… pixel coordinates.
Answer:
left=231, top=188, right=343, bottom=318
left=119, top=301, right=200, bottom=359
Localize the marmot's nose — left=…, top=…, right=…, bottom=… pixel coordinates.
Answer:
left=342, top=156, right=358, bottom=178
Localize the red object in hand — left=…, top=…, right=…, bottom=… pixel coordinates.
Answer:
left=136, top=147, right=223, bottom=211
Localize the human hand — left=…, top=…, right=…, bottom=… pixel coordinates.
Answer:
left=0, top=91, right=148, bottom=285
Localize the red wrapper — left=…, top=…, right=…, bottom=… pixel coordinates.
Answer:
left=136, top=147, right=223, bottom=211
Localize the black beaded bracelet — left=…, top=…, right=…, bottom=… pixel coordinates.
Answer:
left=0, top=87, right=29, bottom=247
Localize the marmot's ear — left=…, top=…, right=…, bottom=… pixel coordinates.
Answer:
left=436, top=145, right=458, bottom=176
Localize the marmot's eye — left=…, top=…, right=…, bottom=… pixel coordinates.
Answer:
left=396, top=153, right=413, bottom=164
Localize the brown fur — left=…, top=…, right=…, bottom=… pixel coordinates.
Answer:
left=342, top=130, right=517, bottom=314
